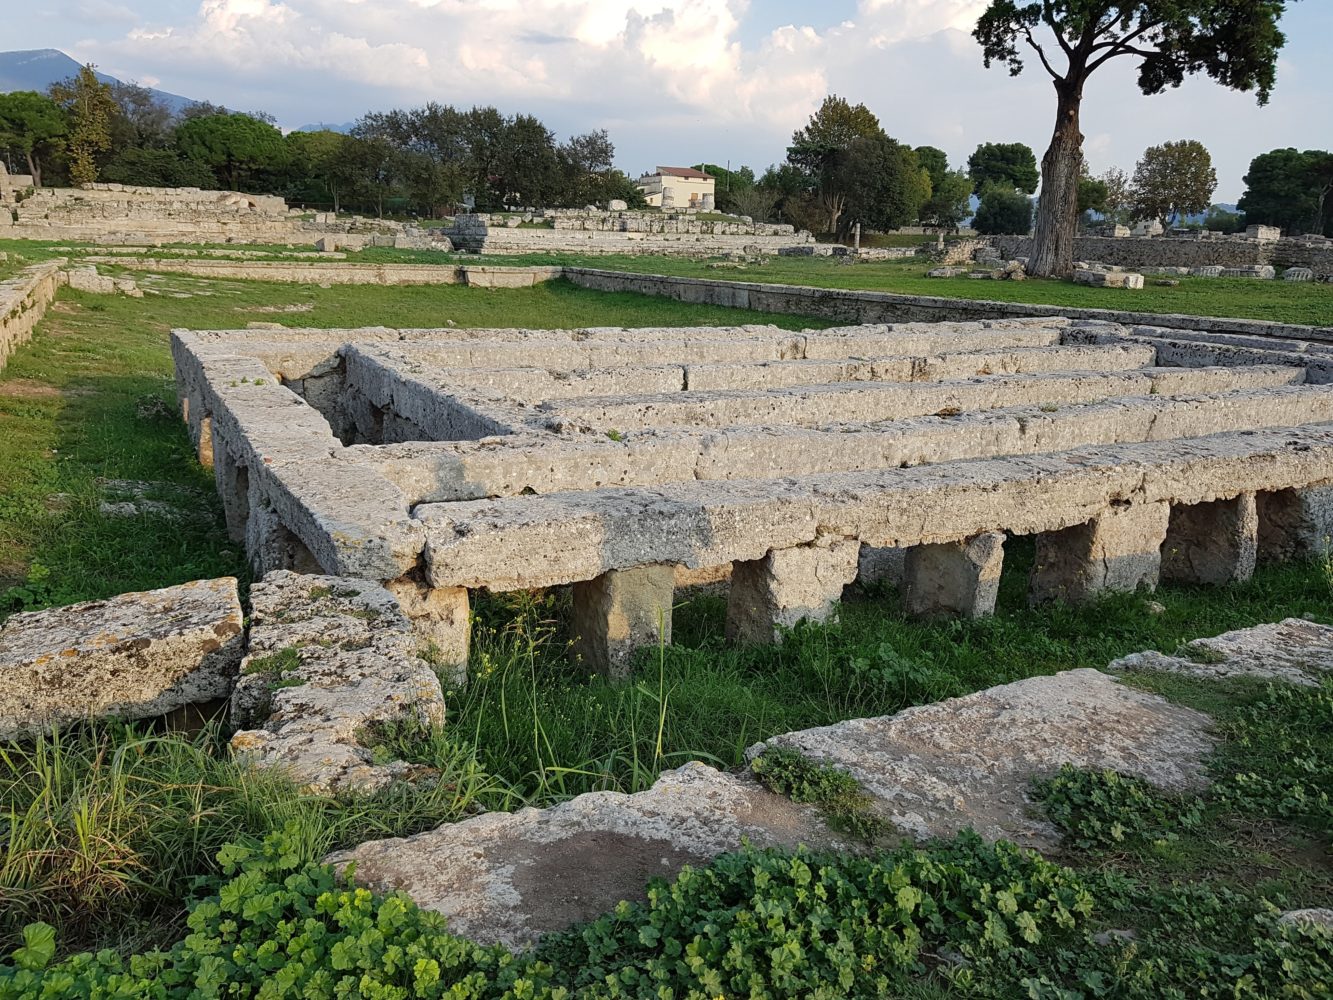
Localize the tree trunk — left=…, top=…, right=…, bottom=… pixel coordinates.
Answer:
left=1028, top=80, right=1084, bottom=278
left=25, top=151, right=42, bottom=188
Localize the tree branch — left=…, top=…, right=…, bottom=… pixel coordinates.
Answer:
left=1023, top=27, right=1063, bottom=81
left=1042, top=5, right=1075, bottom=59
left=1086, top=42, right=1159, bottom=75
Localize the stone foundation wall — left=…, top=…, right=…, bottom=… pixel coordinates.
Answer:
left=992, top=234, right=1333, bottom=273
left=0, top=261, right=64, bottom=373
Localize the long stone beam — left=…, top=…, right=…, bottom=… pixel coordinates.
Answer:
left=536, top=365, right=1303, bottom=432
left=360, top=385, right=1333, bottom=503
left=414, top=424, right=1333, bottom=591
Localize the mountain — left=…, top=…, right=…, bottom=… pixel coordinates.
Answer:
left=294, top=122, right=355, bottom=135
left=0, top=49, right=196, bottom=113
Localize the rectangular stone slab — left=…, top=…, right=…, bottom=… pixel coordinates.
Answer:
left=0, top=578, right=243, bottom=738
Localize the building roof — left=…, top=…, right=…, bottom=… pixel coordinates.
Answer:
left=654, top=166, right=712, bottom=180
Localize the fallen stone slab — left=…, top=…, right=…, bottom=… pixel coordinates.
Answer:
left=1108, top=617, right=1333, bottom=686
left=329, top=762, right=846, bottom=950
left=1074, top=269, right=1145, bottom=289
left=0, top=578, right=242, bottom=739
left=229, top=571, right=447, bottom=795
left=749, top=669, right=1215, bottom=848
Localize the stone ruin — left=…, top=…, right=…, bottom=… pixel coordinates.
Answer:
left=445, top=209, right=812, bottom=256
left=172, top=316, right=1333, bottom=673
left=0, top=182, right=451, bottom=250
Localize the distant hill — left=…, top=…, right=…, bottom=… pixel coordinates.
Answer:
left=0, top=49, right=196, bottom=113
left=294, top=122, right=354, bottom=135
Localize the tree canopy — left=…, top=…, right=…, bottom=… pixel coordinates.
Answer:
left=49, top=66, right=117, bottom=185
left=1238, top=147, right=1333, bottom=236
left=974, top=1, right=1292, bottom=275
left=1131, top=139, right=1217, bottom=224
left=968, top=142, right=1039, bottom=195
left=0, top=91, right=65, bottom=187
left=176, top=113, right=286, bottom=190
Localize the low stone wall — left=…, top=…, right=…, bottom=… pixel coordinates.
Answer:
left=992, top=234, right=1333, bottom=273
left=94, top=258, right=560, bottom=287
left=562, top=267, right=1333, bottom=341
left=0, top=261, right=64, bottom=373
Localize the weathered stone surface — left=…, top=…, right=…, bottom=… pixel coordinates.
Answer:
left=727, top=537, right=859, bottom=643
left=752, top=669, right=1215, bottom=847
left=0, top=578, right=242, bottom=738
left=572, top=565, right=674, bottom=676
left=1278, top=909, right=1333, bottom=930
left=1161, top=493, right=1258, bottom=585
left=1108, top=617, right=1333, bottom=687
left=328, top=762, right=845, bottom=950
left=1030, top=501, right=1170, bottom=604
left=229, top=571, right=446, bottom=794
left=903, top=532, right=1005, bottom=618
left=1074, top=269, right=1145, bottom=290
left=1284, top=267, right=1315, bottom=282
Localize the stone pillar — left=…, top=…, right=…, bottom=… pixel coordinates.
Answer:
left=1029, top=502, right=1171, bottom=604
left=213, top=446, right=250, bottom=543
left=572, top=565, right=675, bottom=678
left=1257, top=485, right=1333, bottom=562
left=385, top=575, right=471, bottom=681
left=726, top=538, right=860, bottom=645
left=0, top=162, right=11, bottom=204
left=1161, top=493, right=1258, bottom=585
left=903, top=532, right=1005, bottom=618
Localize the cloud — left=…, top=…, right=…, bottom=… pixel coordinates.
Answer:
left=51, top=0, right=1326, bottom=198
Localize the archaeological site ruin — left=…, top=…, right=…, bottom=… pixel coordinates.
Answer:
left=171, top=314, right=1333, bottom=680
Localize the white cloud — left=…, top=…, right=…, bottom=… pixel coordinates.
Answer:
left=53, top=0, right=1326, bottom=198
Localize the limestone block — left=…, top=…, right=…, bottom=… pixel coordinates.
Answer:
left=1257, top=484, right=1333, bottom=562
left=1030, top=501, right=1171, bottom=604
left=1074, top=268, right=1144, bottom=289
left=1161, top=493, right=1257, bottom=585
left=903, top=532, right=1005, bottom=618
left=0, top=578, right=243, bottom=738
left=1245, top=224, right=1281, bottom=241
left=229, top=571, right=447, bottom=795
left=1190, top=265, right=1224, bottom=278
left=572, top=565, right=674, bottom=677
left=328, top=762, right=843, bottom=950
left=1283, top=267, right=1314, bottom=282
left=65, top=267, right=118, bottom=294
left=927, top=266, right=963, bottom=278
left=726, top=537, right=859, bottom=644
left=1109, top=617, right=1333, bottom=687
left=607, top=199, right=628, bottom=212
left=315, top=236, right=339, bottom=252
left=753, top=668, right=1214, bottom=848
left=384, top=576, right=470, bottom=677
left=1220, top=265, right=1276, bottom=279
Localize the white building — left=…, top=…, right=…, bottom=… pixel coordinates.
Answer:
left=635, top=166, right=715, bottom=209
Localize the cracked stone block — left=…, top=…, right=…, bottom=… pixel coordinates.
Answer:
left=1108, top=617, right=1333, bottom=687
left=1030, top=502, right=1171, bottom=604
left=1161, top=493, right=1257, bottom=585
left=1257, top=485, right=1333, bottom=562
left=726, top=538, right=860, bottom=644
left=572, top=565, right=674, bottom=677
left=229, top=571, right=446, bottom=795
left=903, top=532, right=1005, bottom=618
left=0, top=578, right=242, bottom=738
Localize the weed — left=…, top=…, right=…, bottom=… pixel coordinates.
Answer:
left=1034, top=764, right=1204, bottom=850
left=750, top=745, right=891, bottom=841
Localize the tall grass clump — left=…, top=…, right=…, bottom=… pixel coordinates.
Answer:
left=0, top=720, right=513, bottom=954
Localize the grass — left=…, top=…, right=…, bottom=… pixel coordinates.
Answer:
left=0, top=275, right=824, bottom=612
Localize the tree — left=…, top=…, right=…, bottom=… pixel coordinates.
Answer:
left=0, top=91, right=66, bottom=187
left=108, top=82, right=175, bottom=153
left=834, top=136, right=931, bottom=236
left=49, top=65, right=117, bottom=184
left=787, top=95, right=885, bottom=233
left=1078, top=174, right=1108, bottom=215
left=915, top=147, right=972, bottom=230
left=972, top=187, right=1033, bottom=234
left=967, top=142, right=1039, bottom=194
left=1099, top=166, right=1133, bottom=224
left=1131, top=139, right=1217, bottom=225
left=285, top=129, right=349, bottom=210
left=975, top=2, right=1291, bottom=277
left=1203, top=205, right=1245, bottom=233
left=176, top=113, right=285, bottom=190
left=1238, top=148, right=1333, bottom=236
left=100, top=147, right=216, bottom=188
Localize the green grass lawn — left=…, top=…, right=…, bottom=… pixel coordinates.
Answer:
left=0, top=276, right=823, bottom=612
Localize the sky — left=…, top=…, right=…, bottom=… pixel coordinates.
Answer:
left=7, top=0, right=1332, bottom=201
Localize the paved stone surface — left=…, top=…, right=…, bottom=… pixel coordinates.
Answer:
left=1108, top=617, right=1333, bottom=686
left=0, top=578, right=242, bottom=738
left=330, top=761, right=846, bottom=950
left=229, top=571, right=446, bottom=795
left=751, top=669, right=1215, bottom=848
